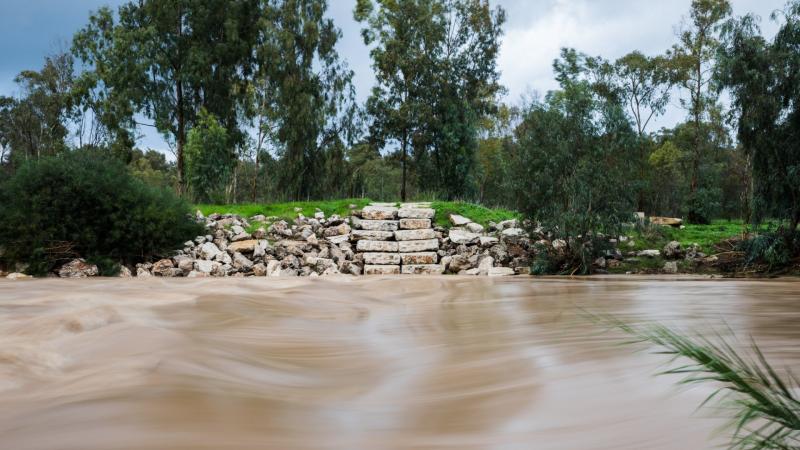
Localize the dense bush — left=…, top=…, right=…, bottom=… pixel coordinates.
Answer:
left=737, top=230, right=800, bottom=272
left=0, top=150, right=203, bottom=275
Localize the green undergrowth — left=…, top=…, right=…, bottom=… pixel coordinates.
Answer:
left=194, top=199, right=520, bottom=229
left=628, top=220, right=752, bottom=254
left=194, top=199, right=372, bottom=223
left=430, top=201, right=520, bottom=228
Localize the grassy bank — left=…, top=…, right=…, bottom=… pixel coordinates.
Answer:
left=194, top=200, right=520, bottom=228
left=195, top=199, right=372, bottom=223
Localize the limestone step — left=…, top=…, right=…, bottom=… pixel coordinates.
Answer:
left=397, top=207, right=435, bottom=219
left=399, top=218, right=431, bottom=230
left=352, top=218, right=399, bottom=231
left=361, top=206, right=398, bottom=220
left=400, top=252, right=438, bottom=265
left=356, top=240, right=399, bottom=252
left=352, top=230, right=395, bottom=241
left=400, top=202, right=432, bottom=209
left=401, top=264, right=445, bottom=275
left=394, top=229, right=436, bottom=241
left=364, top=265, right=401, bottom=275
left=398, top=239, right=439, bottom=253
left=363, top=252, right=401, bottom=265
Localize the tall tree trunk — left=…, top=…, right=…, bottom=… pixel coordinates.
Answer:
left=252, top=149, right=259, bottom=202
left=176, top=80, right=186, bottom=196
left=401, top=129, right=408, bottom=202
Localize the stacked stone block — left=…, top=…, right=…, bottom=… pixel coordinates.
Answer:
left=355, top=203, right=444, bottom=275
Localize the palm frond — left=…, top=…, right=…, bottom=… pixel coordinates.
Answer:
left=616, top=321, right=800, bottom=450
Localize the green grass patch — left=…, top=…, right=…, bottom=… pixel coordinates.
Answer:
left=195, top=199, right=519, bottom=229
left=628, top=219, right=752, bottom=254
left=194, top=199, right=372, bottom=223
left=430, top=201, right=520, bottom=228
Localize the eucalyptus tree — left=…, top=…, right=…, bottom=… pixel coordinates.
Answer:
left=428, top=0, right=505, bottom=200
left=355, top=0, right=504, bottom=201
left=0, top=52, right=76, bottom=168
left=718, top=1, right=800, bottom=235
left=668, top=0, right=732, bottom=222
left=511, top=49, right=639, bottom=274
left=72, top=0, right=260, bottom=194
left=254, top=0, right=356, bottom=201
left=354, top=0, right=442, bottom=201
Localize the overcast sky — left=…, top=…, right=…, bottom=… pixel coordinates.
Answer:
left=0, top=0, right=787, bottom=152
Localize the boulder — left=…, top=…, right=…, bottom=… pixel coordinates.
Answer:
left=233, top=252, right=254, bottom=270
left=479, top=236, right=499, bottom=247
left=497, top=219, right=519, bottom=230
left=449, top=229, right=480, bottom=245
left=394, top=229, right=437, bottom=241
left=448, top=255, right=471, bottom=273
left=364, top=253, right=401, bottom=265
left=58, top=259, right=99, bottom=278
left=478, top=256, right=495, bottom=276
left=465, top=222, right=485, bottom=234
left=650, top=216, right=683, bottom=227
left=252, top=263, right=268, bottom=277
left=488, top=267, right=515, bottom=277
left=6, top=272, right=30, bottom=280
left=663, top=261, right=679, bottom=274
left=398, top=239, right=439, bottom=253
left=399, top=219, right=431, bottom=230
left=174, top=256, right=195, bottom=273
left=449, top=214, right=472, bottom=226
left=357, top=240, right=399, bottom=252
left=136, top=267, right=152, bottom=278
left=118, top=266, right=133, bottom=278
left=663, top=241, right=683, bottom=259
left=266, top=260, right=282, bottom=277
left=199, top=242, right=223, bottom=260
left=501, top=228, right=526, bottom=239
left=323, top=223, right=352, bottom=237
left=637, top=249, right=661, bottom=258
left=151, top=259, right=176, bottom=276
left=593, top=257, right=607, bottom=269
left=215, top=251, right=233, bottom=265
left=227, top=240, right=259, bottom=254
left=194, top=260, right=220, bottom=274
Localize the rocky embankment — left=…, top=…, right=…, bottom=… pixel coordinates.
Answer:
left=4, top=203, right=530, bottom=279
left=3, top=202, right=720, bottom=280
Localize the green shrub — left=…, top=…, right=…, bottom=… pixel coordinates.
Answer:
left=0, top=149, right=203, bottom=275
left=737, top=230, right=800, bottom=271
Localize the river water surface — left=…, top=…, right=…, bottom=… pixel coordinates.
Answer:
left=1, top=276, right=798, bottom=450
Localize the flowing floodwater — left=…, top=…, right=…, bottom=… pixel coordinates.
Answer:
left=0, top=276, right=799, bottom=450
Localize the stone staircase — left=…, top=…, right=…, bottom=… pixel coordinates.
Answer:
left=353, top=202, right=444, bottom=275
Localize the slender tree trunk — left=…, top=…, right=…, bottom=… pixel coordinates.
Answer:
left=401, top=129, right=408, bottom=202
left=691, top=59, right=702, bottom=197
left=176, top=80, right=186, bottom=196
left=252, top=149, right=259, bottom=202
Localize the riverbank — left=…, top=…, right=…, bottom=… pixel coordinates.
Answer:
left=2, top=200, right=791, bottom=279
left=1, top=276, right=798, bottom=449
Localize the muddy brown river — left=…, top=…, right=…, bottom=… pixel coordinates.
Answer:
left=0, top=276, right=798, bottom=450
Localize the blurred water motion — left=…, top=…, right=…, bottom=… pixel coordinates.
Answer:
left=1, top=276, right=798, bottom=449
